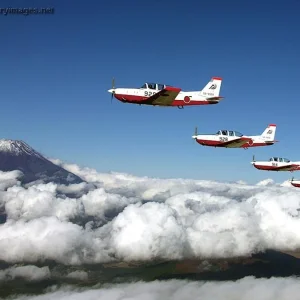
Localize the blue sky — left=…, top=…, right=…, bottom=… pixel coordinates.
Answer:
left=1, top=0, right=300, bottom=183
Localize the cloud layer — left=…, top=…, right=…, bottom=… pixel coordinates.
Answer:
left=8, top=277, right=300, bottom=300
left=0, top=160, right=300, bottom=266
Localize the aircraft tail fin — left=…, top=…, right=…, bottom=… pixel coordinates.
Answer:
left=261, top=124, right=277, bottom=142
left=200, top=77, right=223, bottom=99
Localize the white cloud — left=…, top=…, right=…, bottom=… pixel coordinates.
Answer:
left=66, top=270, right=88, bottom=281
left=280, top=180, right=293, bottom=187
left=1, top=159, right=300, bottom=265
left=0, top=217, right=112, bottom=264
left=56, top=182, right=96, bottom=197
left=256, top=178, right=275, bottom=186
left=108, top=202, right=188, bottom=261
left=236, top=180, right=247, bottom=185
left=8, top=277, right=300, bottom=300
left=0, top=265, right=50, bottom=282
left=0, top=170, right=22, bottom=190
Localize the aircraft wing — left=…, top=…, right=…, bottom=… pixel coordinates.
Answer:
left=273, top=164, right=297, bottom=171
left=141, top=86, right=181, bottom=106
left=218, top=137, right=252, bottom=148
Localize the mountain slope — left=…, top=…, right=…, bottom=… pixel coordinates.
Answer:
left=0, top=139, right=84, bottom=185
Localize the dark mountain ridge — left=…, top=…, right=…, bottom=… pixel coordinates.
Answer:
left=0, top=139, right=84, bottom=185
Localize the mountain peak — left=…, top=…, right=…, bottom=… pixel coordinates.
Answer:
left=0, top=139, right=84, bottom=185
left=0, top=139, right=44, bottom=159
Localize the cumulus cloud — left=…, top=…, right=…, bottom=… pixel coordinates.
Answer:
left=0, top=265, right=50, bottom=282
left=56, top=182, right=96, bottom=197
left=280, top=179, right=294, bottom=187
left=1, top=159, right=300, bottom=265
left=256, top=178, right=275, bottom=186
left=66, top=270, right=88, bottom=281
left=0, top=170, right=22, bottom=191
left=8, top=277, right=300, bottom=300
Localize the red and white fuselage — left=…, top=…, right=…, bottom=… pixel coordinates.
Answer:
left=108, top=77, right=224, bottom=107
left=192, top=124, right=277, bottom=149
left=251, top=157, right=300, bottom=172
left=290, top=178, right=300, bottom=187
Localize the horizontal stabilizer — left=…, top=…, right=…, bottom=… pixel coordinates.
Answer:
left=265, top=140, right=279, bottom=144
left=206, top=96, right=224, bottom=101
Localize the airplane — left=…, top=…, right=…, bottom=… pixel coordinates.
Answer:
left=251, top=155, right=300, bottom=172
left=192, top=124, right=277, bottom=149
left=290, top=177, right=300, bottom=188
left=107, top=77, right=224, bottom=109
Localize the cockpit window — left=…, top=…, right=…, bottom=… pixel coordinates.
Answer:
left=148, top=83, right=156, bottom=89
left=141, top=83, right=165, bottom=90
left=283, top=158, right=290, bottom=163
left=157, top=84, right=164, bottom=90
left=234, top=131, right=243, bottom=137
left=216, top=130, right=243, bottom=137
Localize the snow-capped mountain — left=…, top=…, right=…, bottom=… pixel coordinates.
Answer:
left=0, top=139, right=84, bottom=185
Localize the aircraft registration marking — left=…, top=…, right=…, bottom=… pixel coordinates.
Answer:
left=219, top=137, right=228, bottom=142
left=144, top=91, right=157, bottom=97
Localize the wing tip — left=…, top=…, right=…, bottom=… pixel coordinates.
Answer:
left=165, top=86, right=181, bottom=92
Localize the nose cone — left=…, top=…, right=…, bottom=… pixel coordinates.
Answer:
left=108, top=89, right=115, bottom=94
left=192, top=135, right=198, bottom=139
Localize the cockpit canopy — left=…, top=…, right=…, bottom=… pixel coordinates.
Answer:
left=216, top=130, right=243, bottom=137
left=269, top=157, right=291, bottom=163
left=140, top=83, right=166, bottom=90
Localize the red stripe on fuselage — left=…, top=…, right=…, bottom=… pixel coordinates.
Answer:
left=196, top=139, right=273, bottom=148
left=196, top=139, right=228, bottom=147
left=252, top=165, right=284, bottom=171
left=291, top=182, right=300, bottom=188
left=114, top=94, right=147, bottom=102
left=253, top=164, right=300, bottom=171
left=113, top=94, right=219, bottom=106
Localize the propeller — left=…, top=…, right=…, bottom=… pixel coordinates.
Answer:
left=291, top=176, right=294, bottom=182
left=110, top=77, right=116, bottom=103
left=192, top=127, right=198, bottom=140
left=252, top=155, right=256, bottom=162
